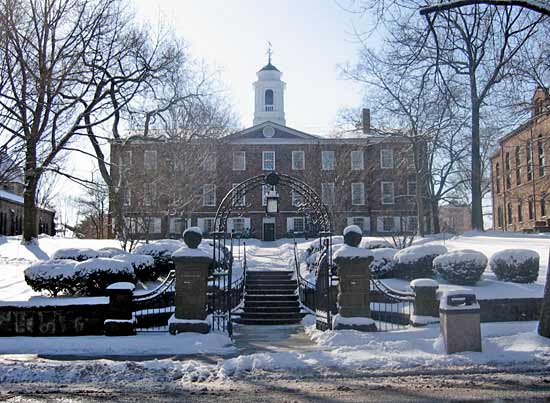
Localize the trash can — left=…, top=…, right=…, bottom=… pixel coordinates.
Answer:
left=439, top=290, right=482, bottom=354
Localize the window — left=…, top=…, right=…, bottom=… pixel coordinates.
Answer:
left=292, top=151, right=305, bottom=170
left=495, top=163, right=501, bottom=194
left=232, top=218, right=245, bottom=233
left=147, top=217, right=162, bottom=234
left=144, top=150, right=157, bottom=170
left=407, top=216, right=418, bottom=233
left=321, top=183, right=335, bottom=206
left=169, top=217, right=186, bottom=234
left=123, top=188, right=131, bottom=207
left=527, top=141, right=533, bottom=181
left=505, top=152, right=511, bottom=189
left=383, top=216, right=394, bottom=232
left=542, top=198, right=547, bottom=217
left=232, top=183, right=246, bottom=207
left=322, top=151, right=335, bottom=170
left=120, top=150, right=132, bottom=174
left=528, top=200, right=534, bottom=220
left=201, top=152, right=216, bottom=172
left=202, top=184, right=216, bottom=207
left=515, top=146, right=522, bottom=185
left=265, top=89, right=274, bottom=111
left=293, top=217, right=305, bottom=233
left=351, top=150, right=364, bottom=170
left=262, top=151, right=275, bottom=171
left=351, top=182, right=365, bottom=205
left=233, top=151, right=246, bottom=171
left=380, top=149, right=394, bottom=169
left=407, top=181, right=417, bottom=196
left=497, top=206, right=503, bottom=228
left=203, top=218, right=215, bottom=234
left=291, top=190, right=304, bottom=207
left=507, top=203, right=513, bottom=224
left=517, top=202, right=523, bottom=223
left=405, top=147, right=415, bottom=169
left=538, top=135, right=545, bottom=177
left=352, top=217, right=366, bottom=232
left=261, top=185, right=270, bottom=206
left=381, top=181, right=395, bottom=205
left=143, top=183, right=156, bottom=206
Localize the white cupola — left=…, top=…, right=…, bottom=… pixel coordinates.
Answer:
left=253, top=55, right=286, bottom=126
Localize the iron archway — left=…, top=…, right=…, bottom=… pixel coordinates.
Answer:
left=214, top=172, right=332, bottom=236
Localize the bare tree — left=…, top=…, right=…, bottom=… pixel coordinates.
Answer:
left=420, top=0, right=550, bottom=16
left=74, top=174, right=109, bottom=239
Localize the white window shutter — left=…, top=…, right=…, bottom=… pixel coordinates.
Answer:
left=197, top=218, right=205, bottom=233
left=377, top=217, right=384, bottom=232
left=287, top=217, right=294, bottom=232
left=364, top=217, right=371, bottom=233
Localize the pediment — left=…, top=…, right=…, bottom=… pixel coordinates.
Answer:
left=224, top=121, right=319, bottom=143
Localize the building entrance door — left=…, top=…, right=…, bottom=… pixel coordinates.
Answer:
left=263, top=222, right=275, bottom=241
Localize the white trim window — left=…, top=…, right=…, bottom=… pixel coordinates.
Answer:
left=169, top=217, right=186, bottom=234
left=286, top=217, right=305, bottom=233
left=322, top=151, right=335, bottom=171
left=232, top=218, right=245, bottom=233
left=123, top=188, right=131, bottom=207
left=261, top=185, right=270, bottom=206
left=201, top=152, right=216, bottom=172
left=262, top=151, right=275, bottom=171
left=407, top=180, right=417, bottom=196
left=202, top=184, right=216, bottom=207
left=383, top=216, right=394, bottom=232
left=147, top=217, right=162, bottom=234
left=381, top=181, right=395, bottom=205
left=321, top=182, right=335, bottom=206
left=120, top=150, right=132, bottom=174
left=202, top=218, right=216, bottom=234
left=291, top=190, right=304, bottom=207
left=292, top=150, right=305, bottom=170
left=347, top=216, right=370, bottom=233
left=232, top=183, right=246, bottom=206
left=232, top=151, right=246, bottom=171
left=144, top=150, right=157, bottom=170
left=351, top=182, right=365, bottom=205
left=143, top=183, right=156, bottom=206
left=405, top=147, right=415, bottom=169
left=351, top=150, right=364, bottom=170
left=380, top=149, right=394, bottom=169
left=406, top=216, right=418, bottom=233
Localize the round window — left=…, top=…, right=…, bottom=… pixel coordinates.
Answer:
left=262, top=126, right=275, bottom=138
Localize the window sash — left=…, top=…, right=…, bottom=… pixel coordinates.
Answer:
left=351, top=182, right=365, bottom=205
left=351, top=150, right=364, bottom=170
left=262, top=151, right=275, bottom=171
left=143, top=183, right=156, bottom=206
left=321, top=183, right=335, bottom=206
left=232, top=151, right=246, bottom=171
left=144, top=150, right=157, bottom=170
left=293, top=218, right=305, bottom=233
left=292, top=151, right=305, bottom=170
left=381, top=182, right=395, bottom=204
left=322, top=151, right=335, bottom=170
left=232, top=218, right=245, bottom=233
left=292, top=191, right=304, bottom=207
left=380, top=149, right=394, bottom=169
left=203, top=184, right=216, bottom=206
left=407, top=181, right=417, bottom=196
left=232, top=183, right=246, bottom=206
left=261, top=185, right=270, bottom=206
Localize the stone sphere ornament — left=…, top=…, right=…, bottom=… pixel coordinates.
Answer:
left=343, top=225, right=362, bottom=247
left=183, top=227, right=203, bottom=249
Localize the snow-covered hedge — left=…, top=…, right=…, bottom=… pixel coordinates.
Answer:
left=489, top=249, right=539, bottom=283
left=433, top=249, right=487, bottom=285
left=74, top=258, right=135, bottom=295
left=134, top=241, right=182, bottom=276
left=24, top=260, right=79, bottom=296
left=393, top=244, right=447, bottom=280
left=113, top=254, right=156, bottom=281
left=97, top=247, right=127, bottom=258
left=369, top=248, right=397, bottom=279
left=24, top=258, right=135, bottom=296
left=52, top=247, right=99, bottom=262
left=361, top=239, right=393, bottom=250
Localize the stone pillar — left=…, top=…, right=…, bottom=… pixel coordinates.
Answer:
left=104, top=282, right=135, bottom=336
left=410, top=278, right=440, bottom=327
left=332, top=225, right=376, bottom=332
left=169, top=227, right=212, bottom=334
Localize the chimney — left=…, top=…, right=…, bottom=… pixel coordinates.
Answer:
left=362, top=108, right=370, bottom=134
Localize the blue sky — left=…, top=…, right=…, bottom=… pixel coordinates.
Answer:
left=132, top=0, right=373, bottom=134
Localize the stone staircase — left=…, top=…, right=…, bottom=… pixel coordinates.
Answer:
left=234, top=270, right=304, bottom=325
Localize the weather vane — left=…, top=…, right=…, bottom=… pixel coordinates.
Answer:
left=267, top=41, right=273, bottom=64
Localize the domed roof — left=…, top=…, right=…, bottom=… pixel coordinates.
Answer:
left=258, top=62, right=280, bottom=72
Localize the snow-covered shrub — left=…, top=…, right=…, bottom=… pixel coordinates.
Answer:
left=393, top=244, right=447, bottom=280
left=97, top=247, right=127, bottom=258
left=24, top=259, right=79, bottom=296
left=433, top=250, right=487, bottom=285
left=369, top=248, right=397, bottom=279
left=361, top=238, right=393, bottom=250
left=134, top=241, right=181, bottom=276
left=113, top=254, right=156, bottom=281
left=52, top=247, right=99, bottom=262
left=74, top=258, right=135, bottom=295
left=489, top=249, right=539, bottom=283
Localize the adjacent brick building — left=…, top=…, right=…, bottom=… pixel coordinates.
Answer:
left=110, top=61, right=426, bottom=240
left=490, top=88, right=550, bottom=232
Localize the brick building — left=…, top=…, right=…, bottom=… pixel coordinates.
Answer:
left=110, top=61, right=426, bottom=240
left=490, top=88, right=550, bottom=232
left=439, top=205, right=472, bottom=234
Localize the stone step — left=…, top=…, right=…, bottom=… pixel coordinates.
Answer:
left=246, top=290, right=296, bottom=296
left=247, top=271, right=293, bottom=275
left=245, top=301, right=300, bottom=308
left=246, top=279, right=297, bottom=285
left=233, top=317, right=303, bottom=325
left=239, top=312, right=303, bottom=320
left=246, top=284, right=296, bottom=291
left=243, top=306, right=301, bottom=314
left=245, top=294, right=298, bottom=302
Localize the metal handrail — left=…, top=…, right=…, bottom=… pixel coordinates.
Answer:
left=372, top=279, right=415, bottom=301
left=133, top=270, right=176, bottom=302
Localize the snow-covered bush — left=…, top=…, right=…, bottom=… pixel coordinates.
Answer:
left=113, top=254, right=156, bottom=281
left=52, top=247, right=99, bottom=262
left=393, top=244, right=447, bottom=280
left=433, top=250, right=487, bottom=285
left=134, top=241, right=181, bottom=276
left=74, top=258, right=135, bottom=295
left=97, top=247, right=127, bottom=258
left=361, top=238, right=393, bottom=250
left=489, top=249, right=539, bottom=283
left=24, top=259, right=79, bottom=296
left=369, top=248, right=398, bottom=279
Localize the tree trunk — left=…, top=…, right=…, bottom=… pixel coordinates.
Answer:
left=431, top=199, right=441, bottom=234
left=538, top=249, right=550, bottom=338
left=23, top=144, right=39, bottom=242
left=415, top=143, right=426, bottom=237
left=471, top=101, right=484, bottom=231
